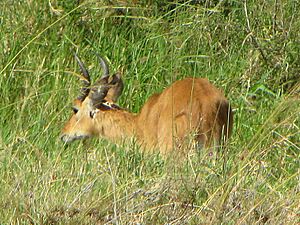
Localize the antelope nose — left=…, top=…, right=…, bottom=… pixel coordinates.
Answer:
left=60, top=134, right=69, bottom=143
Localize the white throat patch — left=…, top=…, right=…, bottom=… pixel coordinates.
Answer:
left=102, top=101, right=114, bottom=108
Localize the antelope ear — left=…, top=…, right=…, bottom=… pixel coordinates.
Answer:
left=105, top=73, right=124, bottom=103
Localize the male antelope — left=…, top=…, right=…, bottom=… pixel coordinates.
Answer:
left=61, top=53, right=233, bottom=155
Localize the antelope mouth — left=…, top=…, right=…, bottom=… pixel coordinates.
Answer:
left=60, top=134, right=90, bottom=143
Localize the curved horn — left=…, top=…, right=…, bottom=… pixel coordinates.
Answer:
left=74, top=52, right=91, bottom=101
left=89, top=54, right=111, bottom=108
left=95, top=53, right=109, bottom=78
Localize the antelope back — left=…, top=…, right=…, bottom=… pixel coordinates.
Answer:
left=135, top=77, right=233, bottom=152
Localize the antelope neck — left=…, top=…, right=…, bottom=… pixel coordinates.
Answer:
left=94, top=104, right=138, bottom=142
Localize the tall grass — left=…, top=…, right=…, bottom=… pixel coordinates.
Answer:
left=0, top=0, right=299, bottom=224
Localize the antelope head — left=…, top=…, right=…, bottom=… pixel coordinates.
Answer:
left=61, top=52, right=123, bottom=143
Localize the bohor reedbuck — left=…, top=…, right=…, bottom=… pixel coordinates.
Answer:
left=61, top=53, right=233, bottom=155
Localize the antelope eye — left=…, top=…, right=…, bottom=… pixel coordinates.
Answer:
left=72, top=106, right=79, bottom=114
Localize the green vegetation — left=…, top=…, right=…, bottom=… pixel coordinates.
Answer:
left=0, top=0, right=299, bottom=224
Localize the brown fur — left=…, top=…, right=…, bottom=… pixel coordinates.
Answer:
left=61, top=77, right=233, bottom=155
